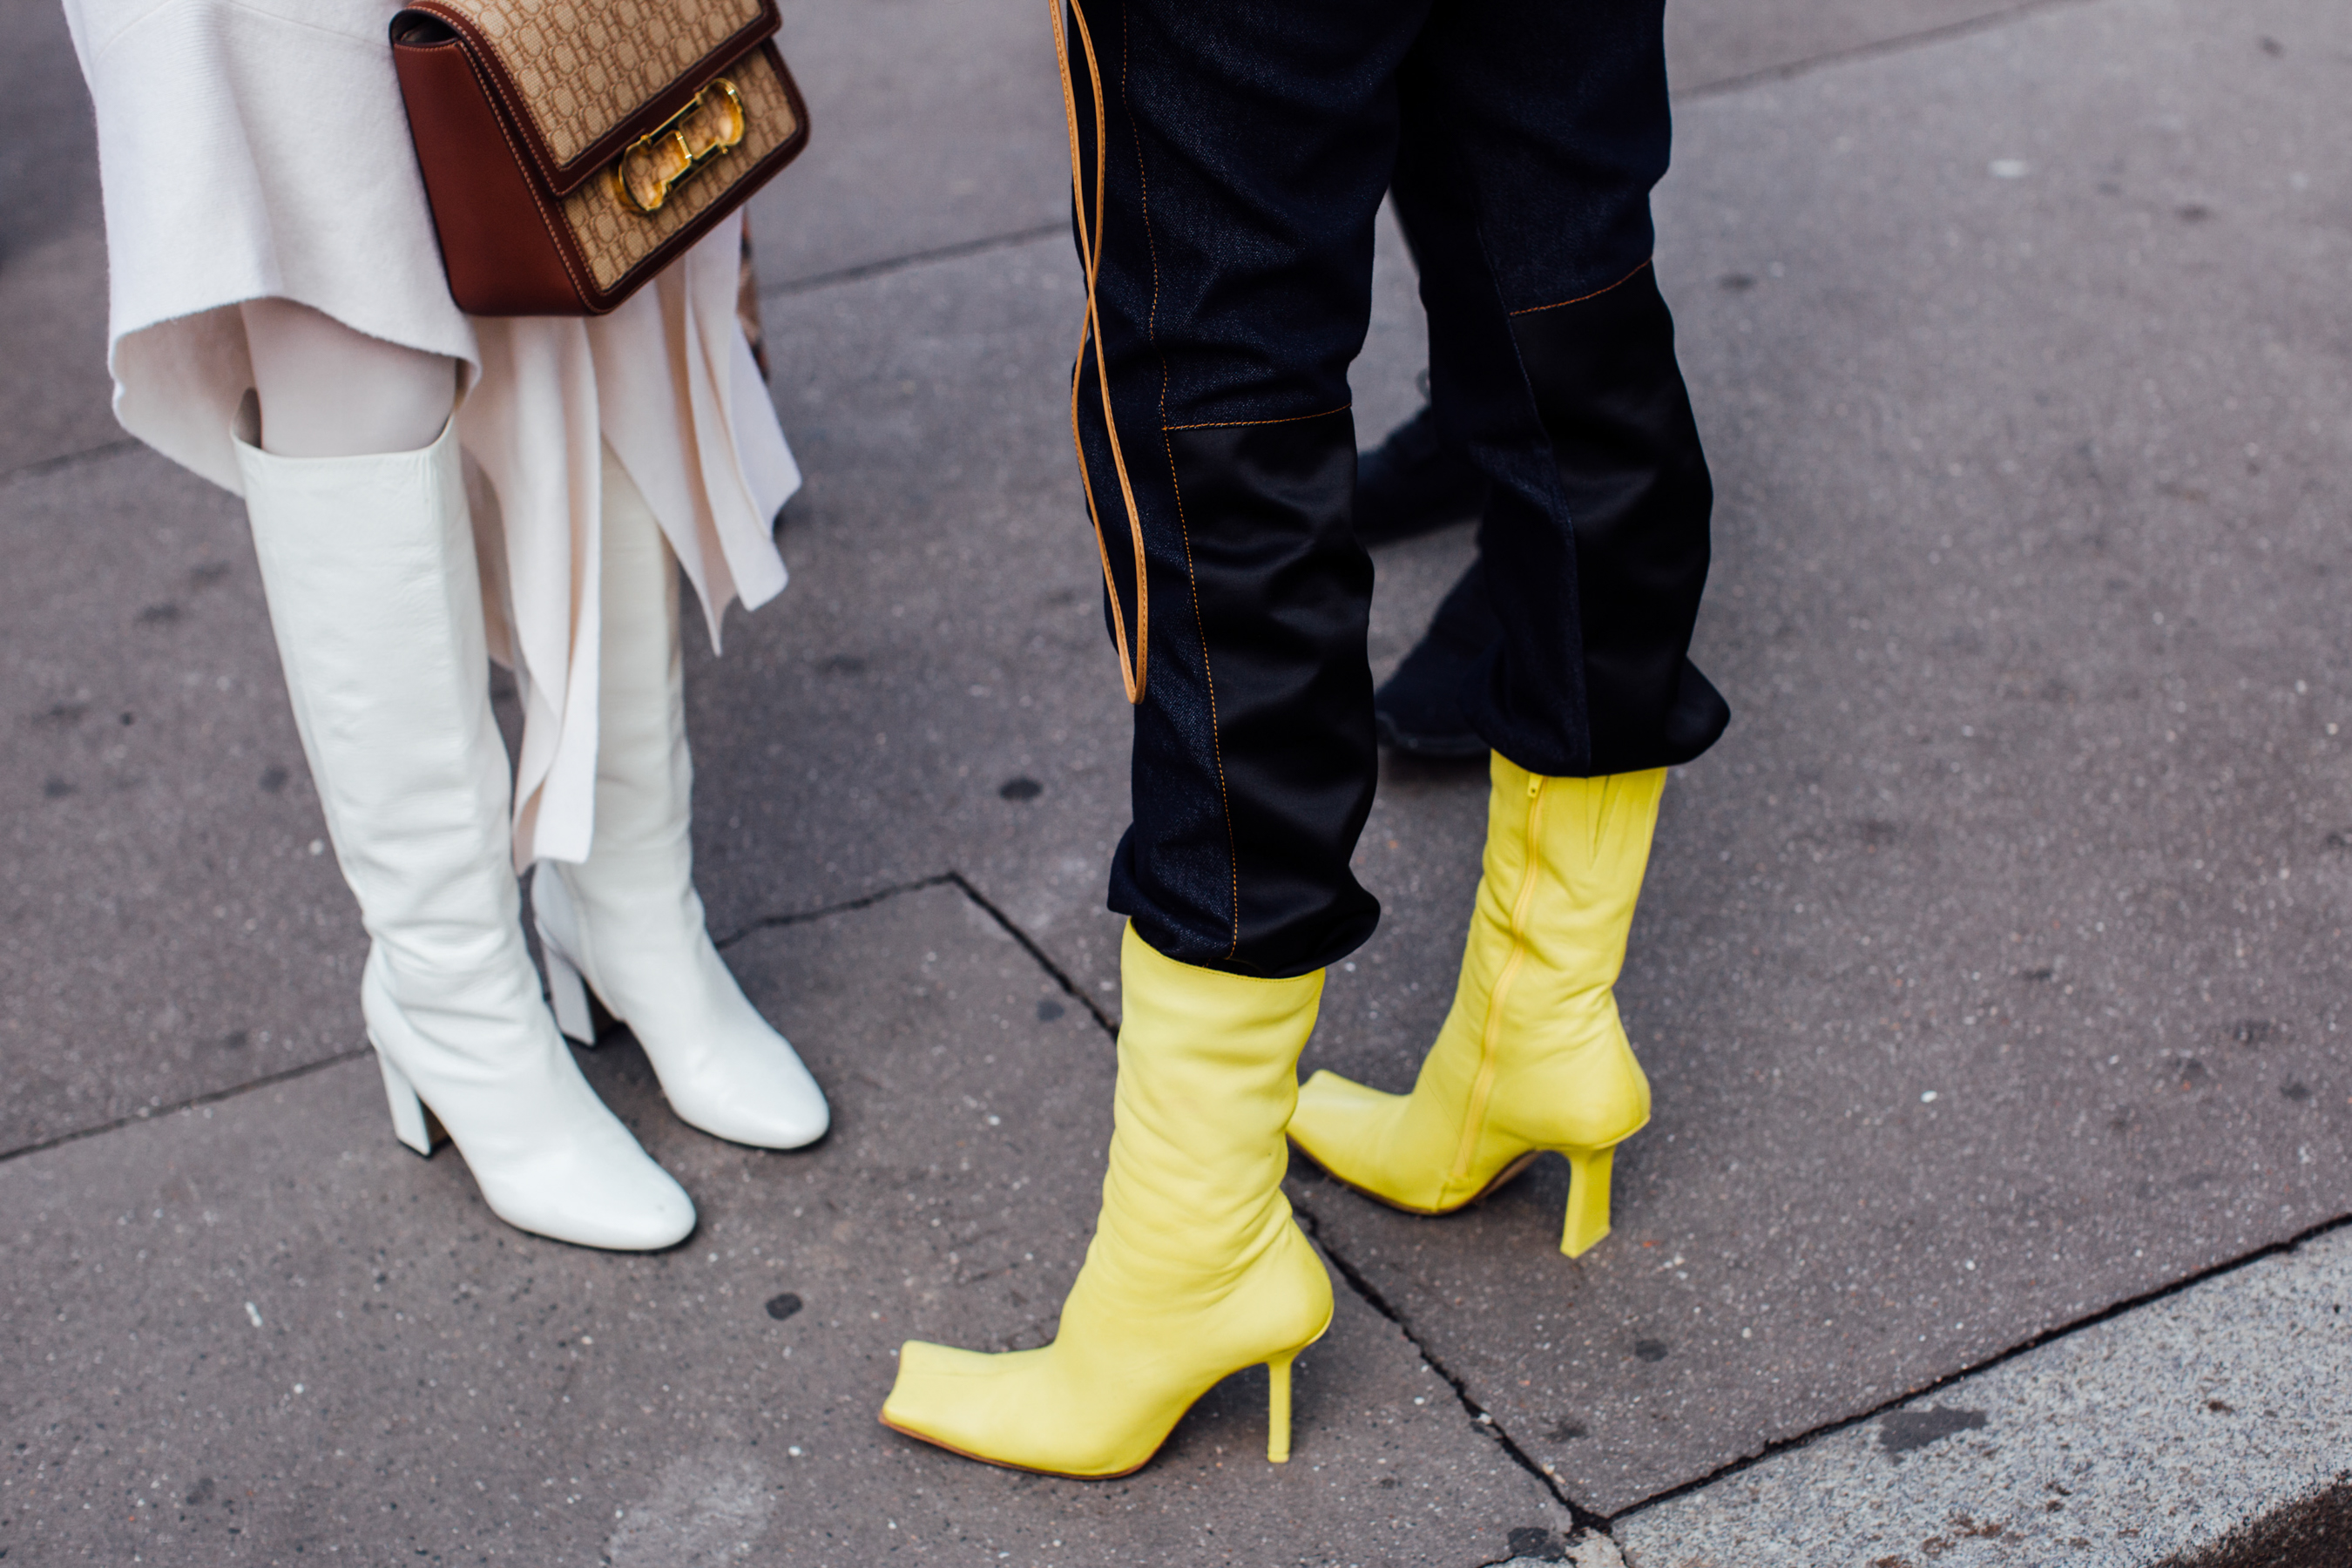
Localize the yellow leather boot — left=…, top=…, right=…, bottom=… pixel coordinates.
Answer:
left=881, top=924, right=1335, bottom=1477
left=1288, top=757, right=1664, bottom=1257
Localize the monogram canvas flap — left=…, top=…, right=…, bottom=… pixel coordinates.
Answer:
left=396, top=0, right=780, bottom=188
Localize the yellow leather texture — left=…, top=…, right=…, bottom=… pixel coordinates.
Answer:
left=1288, top=757, right=1663, bottom=1251
left=881, top=924, right=1334, bottom=1477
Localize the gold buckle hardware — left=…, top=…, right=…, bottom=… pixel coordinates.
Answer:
left=612, top=78, right=747, bottom=214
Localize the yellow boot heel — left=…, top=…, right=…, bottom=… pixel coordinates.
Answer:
left=1267, top=1349, right=1296, bottom=1463
left=1559, top=1146, right=1618, bottom=1259
left=1263, top=1328, right=1328, bottom=1463
left=1289, top=758, right=1665, bottom=1255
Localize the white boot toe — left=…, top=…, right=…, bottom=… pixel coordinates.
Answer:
left=366, top=956, right=697, bottom=1251
left=648, top=947, right=831, bottom=1149
left=537, top=447, right=834, bottom=1152
left=537, top=871, right=829, bottom=1150
left=478, top=1118, right=697, bottom=1251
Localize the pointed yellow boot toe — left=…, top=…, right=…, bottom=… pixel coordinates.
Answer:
left=879, top=1342, right=1054, bottom=1469
left=1289, top=757, right=1664, bottom=1257
left=882, top=925, right=1334, bottom=1477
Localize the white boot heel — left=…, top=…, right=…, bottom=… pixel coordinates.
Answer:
left=375, top=1047, right=444, bottom=1156
left=543, top=950, right=597, bottom=1046
left=536, top=882, right=599, bottom=1045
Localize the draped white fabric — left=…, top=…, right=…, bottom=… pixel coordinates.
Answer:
left=65, top=0, right=797, bottom=868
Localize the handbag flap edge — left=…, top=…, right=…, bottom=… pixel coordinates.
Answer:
left=391, top=0, right=782, bottom=198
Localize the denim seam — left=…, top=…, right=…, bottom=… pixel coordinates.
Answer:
left=1505, top=257, right=1652, bottom=318
left=1162, top=430, right=1243, bottom=962
left=1128, top=25, right=1234, bottom=957
left=1121, top=25, right=1167, bottom=423
left=1162, top=402, right=1351, bottom=433
left=1467, top=185, right=1599, bottom=767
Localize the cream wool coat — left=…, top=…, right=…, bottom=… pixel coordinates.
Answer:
left=64, top=0, right=800, bottom=868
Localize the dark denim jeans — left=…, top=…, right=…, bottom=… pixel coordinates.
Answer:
left=1069, top=0, right=1729, bottom=978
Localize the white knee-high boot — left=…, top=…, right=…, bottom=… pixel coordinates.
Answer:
left=237, top=416, right=697, bottom=1251
left=532, top=447, right=829, bottom=1150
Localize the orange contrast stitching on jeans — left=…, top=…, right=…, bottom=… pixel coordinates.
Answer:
left=1163, top=432, right=1243, bottom=961
left=1505, top=258, right=1652, bottom=318
left=1162, top=402, right=1353, bottom=433
left=1053, top=0, right=1151, bottom=703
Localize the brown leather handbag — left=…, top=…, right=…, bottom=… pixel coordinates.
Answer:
left=389, top=0, right=809, bottom=316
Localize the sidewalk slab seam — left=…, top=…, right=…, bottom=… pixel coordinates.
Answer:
left=1611, top=1225, right=2352, bottom=1565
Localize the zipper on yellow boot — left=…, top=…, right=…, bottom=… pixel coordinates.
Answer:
left=1445, top=774, right=1546, bottom=1201
left=1449, top=772, right=1639, bottom=1255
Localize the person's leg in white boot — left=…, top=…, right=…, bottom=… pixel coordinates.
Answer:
left=533, top=447, right=828, bottom=1149
left=236, top=301, right=696, bottom=1251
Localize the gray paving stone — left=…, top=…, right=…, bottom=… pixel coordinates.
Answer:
left=1507, top=1538, right=1627, bottom=1568
left=0, top=0, right=119, bottom=476
left=0, top=449, right=362, bottom=1154
left=1612, top=1225, right=2352, bottom=1566
left=0, top=223, right=118, bottom=479
left=690, top=229, right=1137, bottom=1003
left=0, top=881, right=1571, bottom=1565
left=2162, top=1487, right=2352, bottom=1568
left=747, top=0, right=1068, bottom=288
left=1665, top=0, right=2048, bottom=92
left=1294, top=0, right=2352, bottom=1516
left=0, top=0, right=100, bottom=265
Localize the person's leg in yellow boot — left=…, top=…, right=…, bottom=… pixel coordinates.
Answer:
left=887, top=0, right=1731, bottom=1472
left=1289, top=760, right=1664, bottom=1257
left=1280, top=0, right=1737, bottom=1259
left=882, top=926, right=1334, bottom=1477
left=884, top=921, right=1335, bottom=1476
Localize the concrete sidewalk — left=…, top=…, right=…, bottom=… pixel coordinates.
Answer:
left=1608, top=1220, right=2352, bottom=1565
left=5, top=0, right=2349, bottom=1561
